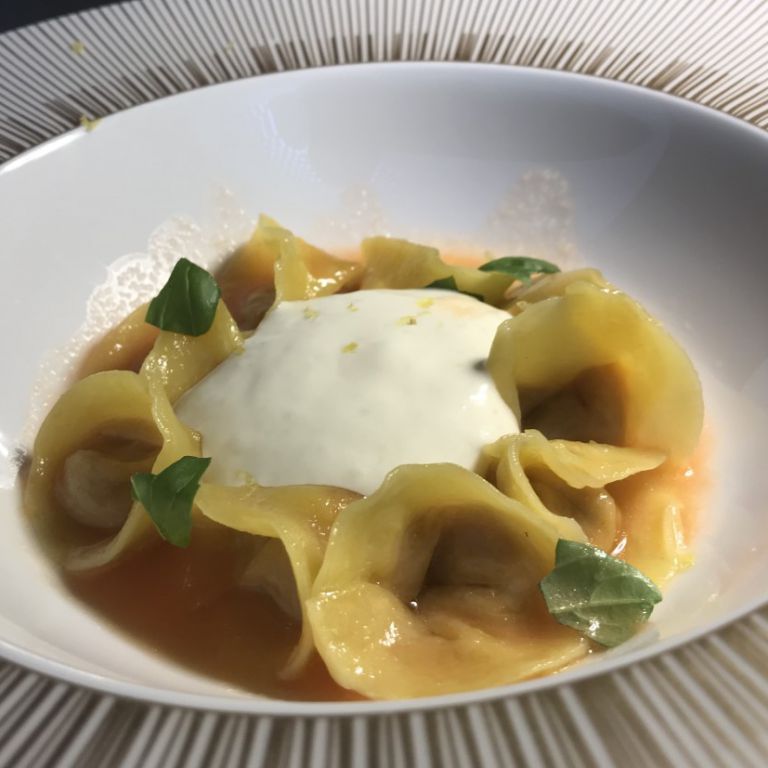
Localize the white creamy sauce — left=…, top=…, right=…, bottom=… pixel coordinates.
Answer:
left=177, top=289, right=519, bottom=495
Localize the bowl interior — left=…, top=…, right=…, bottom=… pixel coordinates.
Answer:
left=0, top=63, right=767, bottom=715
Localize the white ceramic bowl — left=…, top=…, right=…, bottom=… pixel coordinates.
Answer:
left=0, top=63, right=766, bottom=716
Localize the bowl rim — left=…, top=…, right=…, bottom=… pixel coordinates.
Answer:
left=2, top=59, right=766, bottom=716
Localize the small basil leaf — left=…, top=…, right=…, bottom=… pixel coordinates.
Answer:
left=425, top=275, right=484, bottom=302
left=130, top=456, right=211, bottom=548
left=478, top=256, right=560, bottom=284
left=539, top=539, right=662, bottom=647
left=145, top=258, right=221, bottom=336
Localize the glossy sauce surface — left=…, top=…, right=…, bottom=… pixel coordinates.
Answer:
left=56, top=252, right=705, bottom=701
left=63, top=533, right=361, bottom=701
left=58, top=447, right=705, bottom=701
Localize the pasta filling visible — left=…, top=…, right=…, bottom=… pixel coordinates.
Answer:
left=307, top=464, right=589, bottom=699
left=23, top=216, right=705, bottom=700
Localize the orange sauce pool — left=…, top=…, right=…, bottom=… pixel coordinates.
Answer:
left=56, top=445, right=708, bottom=702
left=38, top=244, right=709, bottom=701
left=63, top=246, right=515, bottom=700
left=61, top=535, right=361, bottom=701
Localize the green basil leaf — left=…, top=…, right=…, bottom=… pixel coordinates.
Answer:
left=425, top=275, right=484, bottom=302
left=539, top=539, right=662, bottom=647
left=145, top=258, right=221, bottom=336
left=478, top=256, right=560, bottom=284
left=130, top=456, right=211, bottom=548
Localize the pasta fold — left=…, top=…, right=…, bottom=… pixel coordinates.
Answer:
left=217, top=215, right=361, bottom=325
left=196, top=483, right=359, bottom=677
left=66, top=376, right=202, bottom=570
left=307, top=464, right=587, bottom=699
left=488, top=278, right=703, bottom=460
left=25, top=370, right=160, bottom=561
left=141, top=302, right=243, bottom=402
left=26, top=301, right=242, bottom=569
left=503, top=268, right=608, bottom=314
left=24, top=217, right=705, bottom=700
left=360, top=237, right=513, bottom=305
left=610, top=472, right=694, bottom=586
left=480, top=430, right=665, bottom=551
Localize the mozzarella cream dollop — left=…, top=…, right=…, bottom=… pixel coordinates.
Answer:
left=176, top=289, right=519, bottom=495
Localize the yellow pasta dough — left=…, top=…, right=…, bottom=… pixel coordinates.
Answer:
left=307, top=464, right=588, bottom=698
left=23, top=223, right=705, bottom=700
left=479, top=430, right=666, bottom=550
left=488, top=278, right=704, bottom=460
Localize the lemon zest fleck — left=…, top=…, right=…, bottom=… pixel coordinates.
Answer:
left=341, top=342, right=359, bottom=354
left=79, top=116, right=101, bottom=132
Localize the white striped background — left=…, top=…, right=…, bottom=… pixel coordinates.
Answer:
left=0, top=1, right=766, bottom=765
